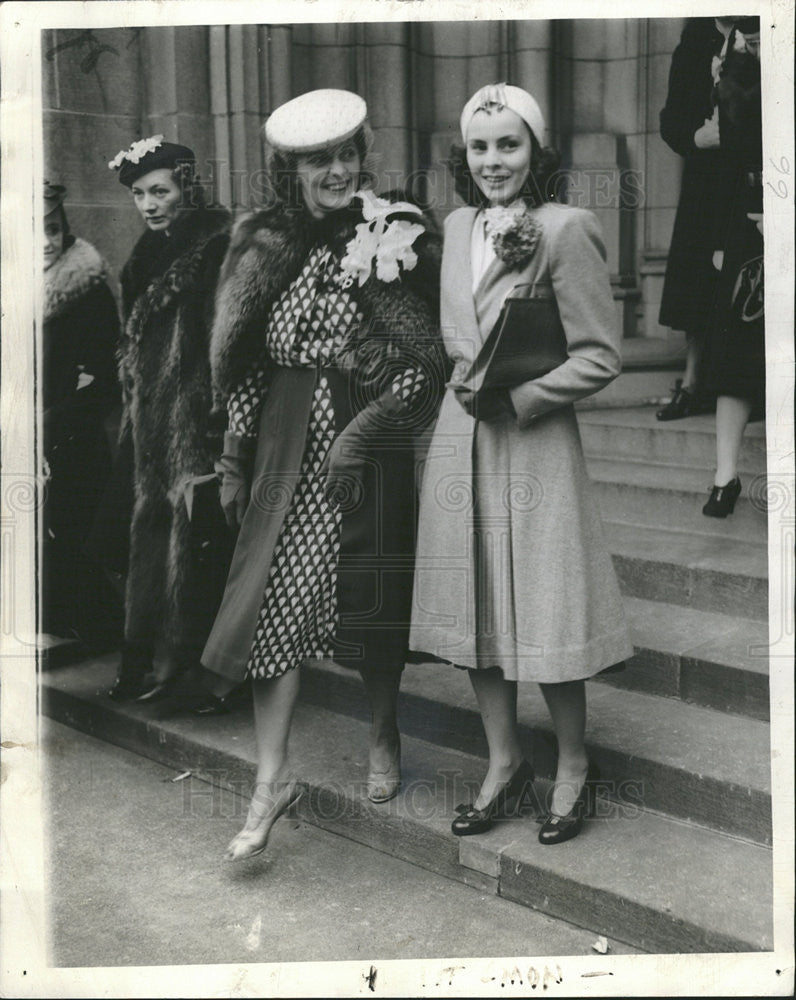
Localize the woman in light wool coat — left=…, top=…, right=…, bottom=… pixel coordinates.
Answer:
left=410, top=84, right=634, bottom=845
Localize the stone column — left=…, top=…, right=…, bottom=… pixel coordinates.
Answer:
left=42, top=26, right=146, bottom=288
left=638, top=18, right=687, bottom=342
left=554, top=19, right=646, bottom=338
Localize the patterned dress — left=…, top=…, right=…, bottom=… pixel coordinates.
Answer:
left=228, top=245, right=425, bottom=680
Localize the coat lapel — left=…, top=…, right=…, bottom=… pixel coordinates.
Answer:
left=474, top=248, right=534, bottom=347
left=440, top=208, right=483, bottom=365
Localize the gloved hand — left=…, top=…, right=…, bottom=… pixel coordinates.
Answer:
left=453, top=386, right=514, bottom=422
left=694, top=116, right=720, bottom=149
left=320, top=391, right=407, bottom=508
left=216, top=431, right=255, bottom=529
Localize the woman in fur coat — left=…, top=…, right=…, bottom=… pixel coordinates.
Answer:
left=410, top=84, right=633, bottom=845
left=105, top=137, right=231, bottom=703
left=42, top=182, right=121, bottom=643
left=200, top=90, right=444, bottom=861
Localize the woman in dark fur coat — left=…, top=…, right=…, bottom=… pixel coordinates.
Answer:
left=42, top=182, right=122, bottom=643
left=105, top=137, right=231, bottom=702
left=200, top=89, right=444, bottom=861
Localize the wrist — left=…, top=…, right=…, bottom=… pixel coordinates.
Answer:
left=223, top=431, right=256, bottom=459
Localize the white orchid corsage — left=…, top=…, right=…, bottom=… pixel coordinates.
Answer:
left=484, top=205, right=541, bottom=269
left=337, top=189, right=425, bottom=288
left=108, top=134, right=165, bottom=171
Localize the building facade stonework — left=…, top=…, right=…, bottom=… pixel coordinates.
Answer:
left=43, top=19, right=687, bottom=347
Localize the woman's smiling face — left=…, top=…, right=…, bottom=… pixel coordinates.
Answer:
left=295, top=140, right=361, bottom=218
left=466, top=106, right=533, bottom=206
left=131, top=168, right=184, bottom=231
left=44, top=209, right=65, bottom=270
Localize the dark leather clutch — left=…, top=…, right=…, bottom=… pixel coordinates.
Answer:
left=184, top=473, right=227, bottom=540
left=457, top=285, right=568, bottom=394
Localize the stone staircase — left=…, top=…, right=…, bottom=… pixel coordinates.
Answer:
left=40, top=403, right=773, bottom=955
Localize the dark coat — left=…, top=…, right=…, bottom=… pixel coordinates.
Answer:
left=43, top=238, right=120, bottom=509
left=42, top=237, right=121, bottom=638
left=201, top=200, right=444, bottom=693
left=658, top=18, right=735, bottom=336
left=117, top=206, right=232, bottom=663
left=703, top=48, right=764, bottom=403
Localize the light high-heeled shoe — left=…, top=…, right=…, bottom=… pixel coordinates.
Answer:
left=367, top=739, right=401, bottom=803
left=224, top=779, right=303, bottom=862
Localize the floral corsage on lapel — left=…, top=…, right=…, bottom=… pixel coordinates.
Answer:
left=484, top=205, right=541, bottom=270
left=337, top=189, right=426, bottom=288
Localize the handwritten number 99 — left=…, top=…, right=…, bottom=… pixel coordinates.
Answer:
left=766, top=156, right=790, bottom=199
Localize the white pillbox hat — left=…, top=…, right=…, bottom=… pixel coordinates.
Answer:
left=264, top=89, right=368, bottom=154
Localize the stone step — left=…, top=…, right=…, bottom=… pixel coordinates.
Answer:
left=588, top=457, right=767, bottom=543
left=40, top=658, right=773, bottom=954
left=605, top=520, right=768, bottom=621
left=618, top=334, right=687, bottom=370
left=607, top=596, right=770, bottom=721
left=299, top=657, right=771, bottom=847
left=578, top=370, right=676, bottom=410
left=577, top=406, right=767, bottom=474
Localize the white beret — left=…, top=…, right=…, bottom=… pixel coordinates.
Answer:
left=264, top=88, right=368, bottom=154
left=460, top=83, right=546, bottom=146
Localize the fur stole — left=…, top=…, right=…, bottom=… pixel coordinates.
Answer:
left=210, top=198, right=443, bottom=399
left=122, top=209, right=230, bottom=351
left=44, top=238, right=108, bottom=323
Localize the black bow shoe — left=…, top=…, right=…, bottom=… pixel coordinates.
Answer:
left=656, top=380, right=694, bottom=421
left=452, top=759, right=536, bottom=837
left=538, top=759, right=600, bottom=846
left=702, top=476, right=741, bottom=518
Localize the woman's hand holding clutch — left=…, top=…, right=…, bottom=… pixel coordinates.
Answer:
left=453, top=386, right=515, bottom=422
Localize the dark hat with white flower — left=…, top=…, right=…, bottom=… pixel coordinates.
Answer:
left=108, top=135, right=197, bottom=187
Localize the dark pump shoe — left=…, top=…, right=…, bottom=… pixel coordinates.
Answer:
left=451, top=759, right=536, bottom=837
left=136, top=674, right=181, bottom=703
left=656, top=380, right=713, bottom=421
left=538, top=759, right=600, bottom=846
left=702, top=476, right=741, bottom=518
left=107, top=670, right=149, bottom=702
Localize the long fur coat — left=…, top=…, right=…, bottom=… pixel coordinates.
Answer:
left=118, top=206, right=231, bottom=661
left=201, top=197, right=445, bottom=691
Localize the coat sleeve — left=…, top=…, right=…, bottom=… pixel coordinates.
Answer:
left=508, top=210, right=622, bottom=428
left=659, top=19, right=716, bottom=157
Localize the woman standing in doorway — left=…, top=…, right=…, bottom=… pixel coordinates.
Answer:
left=411, top=84, right=633, bottom=844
